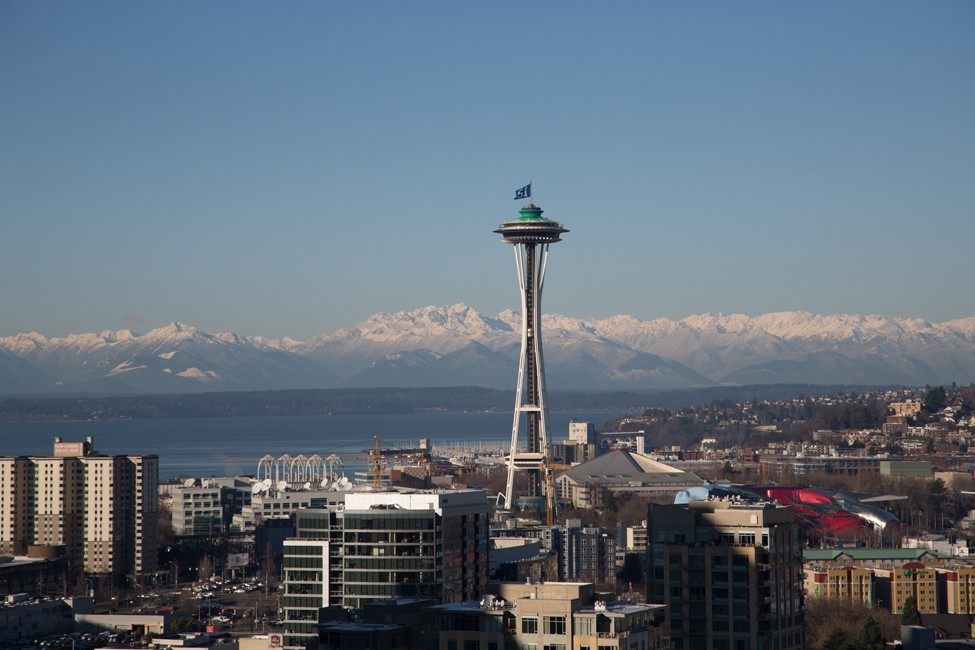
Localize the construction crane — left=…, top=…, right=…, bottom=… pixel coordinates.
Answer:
left=544, top=466, right=556, bottom=526
left=373, top=436, right=384, bottom=491
left=543, top=454, right=572, bottom=526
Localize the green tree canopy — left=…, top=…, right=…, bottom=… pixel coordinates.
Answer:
left=854, top=616, right=885, bottom=650
left=923, top=386, right=947, bottom=413
left=901, top=595, right=922, bottom=626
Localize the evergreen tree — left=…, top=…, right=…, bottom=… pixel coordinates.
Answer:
left=854, top=616, right=884, bottom=650
left=821, top=626, right=850, bottom=650
left=927, top=478, right=948, bottom=527
left=923, top=386, right=947, bottom=413
left=901, top=595, right=922, bottom=626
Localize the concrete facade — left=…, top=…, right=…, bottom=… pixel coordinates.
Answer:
left=0, top=438, right=158, bottom=582
left=432, top=582, right=669, bottom=650
left=647, top=499, right=804, bottom=650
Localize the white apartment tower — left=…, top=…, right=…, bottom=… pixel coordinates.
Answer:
left=568, top=420, right=596, bottom=445
left=0, top=437, right=158, bottom=583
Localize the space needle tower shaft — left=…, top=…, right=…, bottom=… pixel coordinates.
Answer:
left=494, top=203, right=568, bottom=512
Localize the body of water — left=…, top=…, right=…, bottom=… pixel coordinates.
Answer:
left=0, top=411, right=617, bottom=479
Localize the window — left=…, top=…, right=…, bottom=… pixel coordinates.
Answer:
left=522, top=617, right=538, bottom=634
left=544, top=616, right=566, bottom=635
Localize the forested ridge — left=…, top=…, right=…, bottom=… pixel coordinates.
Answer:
left=0, top=384, right=887, bottom=421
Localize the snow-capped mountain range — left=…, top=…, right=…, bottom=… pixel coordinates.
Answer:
left=3, top=304, right=975, bottom=395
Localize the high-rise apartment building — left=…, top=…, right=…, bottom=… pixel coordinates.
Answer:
left=561, top=519, right=617, bottom=585
left=282, top=489, right=490, bottom=649
left=0, top=437, right=158, bottom=583
left=647, top=499, right=804, bottom=650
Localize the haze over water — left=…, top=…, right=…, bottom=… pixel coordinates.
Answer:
left=0, top=411, right=616, bottom=480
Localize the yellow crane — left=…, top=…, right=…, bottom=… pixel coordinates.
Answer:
left=373, top=436, right=384, bottom=491
left=543, top=454, right=572, bottom=526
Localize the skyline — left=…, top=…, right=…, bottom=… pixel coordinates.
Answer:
left=2, top=2, right=973, bottom=339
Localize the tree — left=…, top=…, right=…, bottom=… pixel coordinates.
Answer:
left=258, top=543, right=279, bottom=597
left=198, top=554, right=213, bottom=582
left=617, top=553, right=644, bottom=586
left=923, top=386, right=947, bottom=414
left=821, top=627, right=850, bottom=650
left=901, top=595, right=922, bottom=626
left=927, top=478, right=948, bottom=528
left=854, top=616, right=885, bottom=650
left=158, top=501, right=175, bottom=547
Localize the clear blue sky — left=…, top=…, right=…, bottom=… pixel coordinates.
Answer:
left=2, top=2, right=972, bottom=338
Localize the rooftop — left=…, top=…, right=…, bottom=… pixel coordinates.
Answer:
left=561, top=450, right=703, bottom=485
left=803, top=548, right=952, bottom=562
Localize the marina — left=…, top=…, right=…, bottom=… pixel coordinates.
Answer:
left=0, top=411, right=616, bottom=479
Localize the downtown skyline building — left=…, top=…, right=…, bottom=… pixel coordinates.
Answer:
left=0, top=437, right=158, bottom=584
left=647, top=498, right=804, bottom=650
left=281, top=488, right=490, bottom=649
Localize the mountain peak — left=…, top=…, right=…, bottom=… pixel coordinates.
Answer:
left=4, top=307, right=975, bottom=393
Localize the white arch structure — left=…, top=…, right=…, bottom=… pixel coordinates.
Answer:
left=255, top=452, right=345, bottom=485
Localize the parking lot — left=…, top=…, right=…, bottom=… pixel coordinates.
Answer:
left=108, top=576, right=285, bottom=635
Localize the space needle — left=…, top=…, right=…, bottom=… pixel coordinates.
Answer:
left=495, top=185, right=567, bottom=518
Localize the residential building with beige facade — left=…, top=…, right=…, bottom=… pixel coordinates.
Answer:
left=432, top=581, right=670, bottom=650
left=943, top=566, right=975, bottom=614
left=890, top=400, right=923, bottom=417
left=874, top=562, right=939, bottom=614
left=0, top=437, right=157, bottom=583
left=803, top=566, right=875, bottom=605
left=647, top=499, right=804, bottom=650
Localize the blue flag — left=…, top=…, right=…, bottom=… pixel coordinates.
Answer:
left=514, top=183, right=531, bottom=200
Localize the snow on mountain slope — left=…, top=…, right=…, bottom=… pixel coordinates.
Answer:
left=0, top=322, right=338, bottom=394
left=4, top=306, right=975, bottom=394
